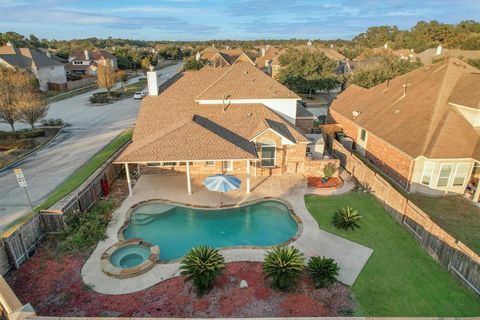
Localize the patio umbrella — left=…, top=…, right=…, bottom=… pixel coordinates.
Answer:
left=203, top=174, right=241, bottom=193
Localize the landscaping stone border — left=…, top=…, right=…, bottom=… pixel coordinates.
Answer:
left=101, top=238, right=159, bottom=279
left=117, top=197, right=304, bottom=264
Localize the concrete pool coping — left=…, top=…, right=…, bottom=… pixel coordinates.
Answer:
left=82, top=173, right=373, bottom=295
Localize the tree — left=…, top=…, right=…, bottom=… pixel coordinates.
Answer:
left=140, top=57, right=152, bottom=73
left=97, top=60, right=117, bottom=94
left=277, top=48, right=340, bottom=96
left=0, top=67, right=41, bottom=132
left=18, top=90, right=48, bottom=130
left=182, top=57, right=207, bottom=71
left=116, top=70, right=128, bottom=92
left=348, top=56, right=423, bottom=89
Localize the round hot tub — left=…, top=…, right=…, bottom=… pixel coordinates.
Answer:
left=101, top=239, right=159, bottom=278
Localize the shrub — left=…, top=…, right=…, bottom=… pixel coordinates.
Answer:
left=332, top=207, right=362, bottom=231
left=307, top=256, right=340, bottom=288
left=41, top=118, right=63, bottom=127
left=180, top=246, right=225, bottom=296
left=263, top=246, right=305, bottom=290
left=58, top=199, right=116, bottom=252
left=322, top=163, right=336, bottom=181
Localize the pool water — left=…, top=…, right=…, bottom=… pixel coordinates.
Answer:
left=123, top=200, right=298, bottom=260
left=110, top=244, right=151, bottom=268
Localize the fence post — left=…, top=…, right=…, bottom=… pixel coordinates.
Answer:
left=4, top=240, right=19, bottom=270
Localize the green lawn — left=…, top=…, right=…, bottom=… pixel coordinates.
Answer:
left=2, top=128, right=132, bottom=237
left=37, top=128, right=132, bottom=211
left=407, top=194, right=480, bottom=254
left=115, top=79, right=147, bottom=97
left=305, top=193, right=480, bottom=317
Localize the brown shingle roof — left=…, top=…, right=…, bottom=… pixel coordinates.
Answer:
left=116, top=65, right=307, bottom=163
left=196, top=62, right=300, bottom=100
left=417, top=48, right=480, bottom=65
left=330, top=58, right=480, bottom=160
left=0, top=45, right=63, bottom=68
left=255, top=47, right=280, bottom=67
left=69, top=49, right=116, bottom=61
left=449, top=73, right=480, bottom=109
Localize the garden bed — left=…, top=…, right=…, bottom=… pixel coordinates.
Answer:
left=5, top=244, right=356, bottom=317
left=307, top=176, right=343, bottom=189
left=0, top=128, right=60, bottom=170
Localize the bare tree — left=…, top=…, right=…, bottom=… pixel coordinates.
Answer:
left=18, top=90, right=49, bottom=130
left=0, top=68, right=24, bottom=132
left=97, top=59, right=117, bottom=94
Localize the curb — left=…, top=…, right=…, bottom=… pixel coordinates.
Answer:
left=0, top=126, right=65, bottom=174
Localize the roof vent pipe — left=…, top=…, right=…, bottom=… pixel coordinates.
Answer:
left=402, top=83, right=411, bottom=96
left=84, top=49, right=90, bottom=61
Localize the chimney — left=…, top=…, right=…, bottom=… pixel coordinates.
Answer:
left=384, top=42, right=388, bottom=49
left=261, top=47, right=266, bottom=57
left=435, top=44, right=442, bottom=56
left=6, top=41, right=12, bottom=47
left=84, top=49, right=90, bottom=61
left=46, top=51, right=51, bottom=58
left=147, top=70, right=159, bottom=96
left=195, top=52, right=201, bottom=61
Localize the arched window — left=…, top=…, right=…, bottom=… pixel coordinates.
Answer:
left=261, top=140, right=276, bottom=167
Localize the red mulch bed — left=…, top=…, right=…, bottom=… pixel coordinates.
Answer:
left=308, top=177, right=343, bottom=189
left=5, top=243, right=356, bottom=317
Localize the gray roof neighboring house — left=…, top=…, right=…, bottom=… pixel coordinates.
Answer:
left=0, top=45, right=64, bottom=69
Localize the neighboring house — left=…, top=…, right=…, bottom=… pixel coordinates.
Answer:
left=329, top=58, right=480, bottom=203
left=417, top=45, right=480, bottom=65
left=348, top=47, right=418, bottom=74
left=199, top=47, right=254, bottom=67
left=65, top=49, right=118, bottom=76
left=0, top=43, right=67, bottom=91
left=115, top=62, right=331, bottom=195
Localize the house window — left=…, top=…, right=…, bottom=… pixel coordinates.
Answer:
left=205, top=161, right=215, bottom=167
left=421, top=161, right=435, bottom=186
left=261, top=140, right=276, bottom=167
left=359, top=128, right=367, bottom=142
left=179, top=162, right=193, bottom=166
left=437, top=163, right=453, bottom=187
left=453, top=163, right=469, bottom=186
left=147, top=162, right=161, bottom=167
left=163, top=162, right=177, bottom=167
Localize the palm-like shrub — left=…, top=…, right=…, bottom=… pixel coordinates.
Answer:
left=322, top=163, right=336, bottom=181
left=263, top=246, right=305, bottom=290
left=307, top=256, right=340, bottom=288
left=180, top=246, right=225, bottom=296
left=332, top=207, right=362, bottom=231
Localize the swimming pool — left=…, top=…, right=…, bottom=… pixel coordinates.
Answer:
left=123, top=200, right=299, bottom=260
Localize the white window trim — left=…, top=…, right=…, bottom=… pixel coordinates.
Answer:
left=222, top=160, right=233, bottom=172
left=260, top=141, right=276, bottom=168
left=421, top=161, right=435, bottom=186
left=436, top=163, right=454, bottom=187
left=452, top=163, right=470, bottom=187
left=205, top=161, right=215, bottom=167
left=147, top=162, right=162, bottom=167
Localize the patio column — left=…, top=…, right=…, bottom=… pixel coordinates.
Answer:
left=474, top=184, right=480, bottom=203
left=125, top=163, right=133, bottom=197
left=186, top=161, right=192, bottom=195
left=246, top=160, right=251, bottom=193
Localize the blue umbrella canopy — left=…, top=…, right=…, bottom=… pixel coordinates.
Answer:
left=203, top=174, right=241, bottom=193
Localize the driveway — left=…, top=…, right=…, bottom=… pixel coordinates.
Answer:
left=0, top=63, right=183, bottom=233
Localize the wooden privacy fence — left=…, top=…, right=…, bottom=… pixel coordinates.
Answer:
left=0, top=142, right=128, bottom=274
left=329, top=138, right=480, bottom=295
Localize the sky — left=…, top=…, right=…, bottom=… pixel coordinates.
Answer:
left=0, top=0, right=479, bottom=41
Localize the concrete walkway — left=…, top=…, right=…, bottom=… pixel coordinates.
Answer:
left=82, top=173, right=372, bottom=294
left=306, top=169, right=356, bottom=196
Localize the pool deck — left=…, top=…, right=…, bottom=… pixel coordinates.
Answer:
left=82, top=173, right=373, bottom=294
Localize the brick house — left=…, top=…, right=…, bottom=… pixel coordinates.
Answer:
left=329, top=58, right=480, bottom=203
left=65, top=49, right=118, bottom=76
left=115, top=62, right=333, bottom=195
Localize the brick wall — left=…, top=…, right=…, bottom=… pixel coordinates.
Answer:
left=304, top=158, right=340, bottom=177
left=329, top=109, right=412, bottom=189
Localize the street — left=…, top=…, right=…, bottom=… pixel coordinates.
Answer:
left=0, top=63, right=182, bottom=233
